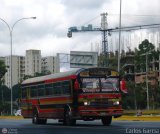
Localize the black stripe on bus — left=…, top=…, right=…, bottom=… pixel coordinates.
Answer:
left=39, top=103, right=72, bottom=109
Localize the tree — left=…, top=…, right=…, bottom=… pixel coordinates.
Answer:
left=138, top=39, right=155, bottom=54
left=0, top=85, right=11, bottom=115
left=0, top=60, right=7, bottom=85
left=121, top=39, right=160, bottom=110
left=134, top=39, right=160, bottom=109
left=0, top=60, right=11, bottom=115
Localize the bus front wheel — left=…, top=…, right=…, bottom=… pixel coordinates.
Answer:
left=32, top=111, right=38, bottom=124
left=32, top=111, right=47, bottom=124
left=64, top=108, right=76, bottom=126
left=101, top=116, right=112, bottom=126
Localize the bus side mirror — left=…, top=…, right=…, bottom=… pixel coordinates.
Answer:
left=120, top=79, right=128, bottom=93
left=74, top=79, right=79, bottom=90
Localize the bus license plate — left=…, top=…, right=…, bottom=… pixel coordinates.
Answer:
left=100, top=112, right=106, bottom=116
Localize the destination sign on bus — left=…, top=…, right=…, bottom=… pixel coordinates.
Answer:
left=80, top=68, right=118, bottom=77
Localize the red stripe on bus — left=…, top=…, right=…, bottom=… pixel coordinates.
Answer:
left=45, top=75, right=77, bottom=83
left=21, top=96, right=72, bottom=102
left=79, top=93, right=121, bottom=99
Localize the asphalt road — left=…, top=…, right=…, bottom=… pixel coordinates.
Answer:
left=0, top=119, right=160, bottom=134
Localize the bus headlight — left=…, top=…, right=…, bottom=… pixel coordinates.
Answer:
left=84, top=101, right=90, bottom=106
left=113, top=101, right=120, bottom=105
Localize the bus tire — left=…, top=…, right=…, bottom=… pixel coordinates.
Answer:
left=101, top=116, right=112, bottom=126
left=32, top=111, right=39, bottom=124
left=32, top=110, right=47, bottom=124
left=64, top=108, right=76, bottom=126
left=39, top=119, right=47, bottom=124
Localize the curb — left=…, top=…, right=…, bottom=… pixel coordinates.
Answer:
left=0, top=116, right=160, bottom=122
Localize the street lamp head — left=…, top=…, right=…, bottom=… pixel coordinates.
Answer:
left=31, top=17, right=36, bottom=19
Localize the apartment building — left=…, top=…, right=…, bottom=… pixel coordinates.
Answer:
left=0, top=57, right=5, bottom=62
left=25, top=49, right=41, bottom=76
left=4, top=56, right=25, bottom=88
left=2, top=50, right=59, bottom=87
left=41, top=56, right=56, bottom=74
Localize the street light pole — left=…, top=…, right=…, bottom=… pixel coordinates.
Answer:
left=0, top=17, right=36, bottom=115
left=118, top=0, right=122, bottom=72
left=145, top=52, right=149, bottom=110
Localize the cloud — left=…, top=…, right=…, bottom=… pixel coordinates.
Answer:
left=0, top=0, right=160, bottom=58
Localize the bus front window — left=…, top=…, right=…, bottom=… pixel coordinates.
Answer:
left=81, top=78, right=100, bottom=93
left=101, top=78, right=119, bottom=92
left=80, top=77, right=119, bottom=93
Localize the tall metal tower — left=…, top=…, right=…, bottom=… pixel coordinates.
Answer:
left=101, top=13, right=108, bottom=67
left=68, top=14, right=160, bottom=69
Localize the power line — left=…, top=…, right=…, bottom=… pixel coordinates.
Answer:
left=109, top=14, right=160, bottom=17
left=81, top=15, right=100, bottom=26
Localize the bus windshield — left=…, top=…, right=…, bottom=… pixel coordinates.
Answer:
left=80, top=77, right=119, bottom=93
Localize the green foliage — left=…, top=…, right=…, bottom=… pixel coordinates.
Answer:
left=98, top=52, right=118, bottom=69
left=0, top=101, right=10, bottom=115
left=122, top=82, right=147, bottom=110
left=13, top=83, right=21, bottom=101
left=0, top=84, right=21, bottom=115
left=121, top=39, right=160, bottom=110
left=135, top=39, right=158, bottom=73
left=0, top=85, right=11, bottom=101
left=138, top=39, right=155, bottom=54
left=0, top=85, right=11, bottom=115
left=22, top=75, right=33, bottom=81
left=0, top=60, right=7, bottom=84
left=22, top=72, right=51, bottom=81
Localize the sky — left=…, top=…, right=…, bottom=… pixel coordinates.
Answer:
left=0, top=0, right=160, bottom=57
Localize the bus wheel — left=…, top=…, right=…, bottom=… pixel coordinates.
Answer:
left=101, top=116, right=112, bottom=126
left=40, top=119, right=47, bottom=124
left=32, top=111, right=39, bottom=124
left=32, top=111, right=47, bottom=124
left=64, top=109, right=76, bottom=126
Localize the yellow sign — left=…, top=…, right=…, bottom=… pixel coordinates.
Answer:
left=111, top=71, right=119, bottom=76
left=80, top=71, right=89, bottom=77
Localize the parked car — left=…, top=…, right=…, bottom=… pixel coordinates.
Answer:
left=14, top=109, right=21, bottom=116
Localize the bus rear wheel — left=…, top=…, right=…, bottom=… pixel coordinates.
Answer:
left=64, top=109, right=76, bottom=126
left=101, top=116, right=112, bottom=126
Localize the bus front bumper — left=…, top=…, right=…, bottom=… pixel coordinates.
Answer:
left=78, top=108, right=123, bottom=118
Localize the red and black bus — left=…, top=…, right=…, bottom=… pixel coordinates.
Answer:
left=21, top=67, right=126, bottom=125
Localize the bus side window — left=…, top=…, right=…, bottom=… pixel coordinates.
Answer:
left=62, top=81, right=71, bottom=95
left=22, top=87, right=27, bottom=99
left=45, top=83, right=53, bottom=96
left=53, top=82, right=61, bottom=95
left=38, top=84, right=45, bottom=96
left=30, top=86, right=37, bottom=98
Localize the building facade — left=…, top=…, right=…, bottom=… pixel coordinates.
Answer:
left=4, top=56, right=25, bottom=88
left=41, top=56, right=56, bottom=74
left=25, top=49, right=41, bottom=76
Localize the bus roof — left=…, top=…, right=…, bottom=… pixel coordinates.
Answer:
left=22, top=68, right=80, bottom=85
left=21, top=67, right=119, bottom=85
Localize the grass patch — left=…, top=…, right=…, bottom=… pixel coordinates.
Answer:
left=113, top=115, right=160, bottom=121
left=123, top=109, right=160, bottom=116
left=0, top=116, right=23, bottom=120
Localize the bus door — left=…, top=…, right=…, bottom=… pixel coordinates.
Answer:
left=26, top=87, right=32, bottom=117
left=21, top=86, right=31, bottom=117
left=72, top=79, right=80, bottom=114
